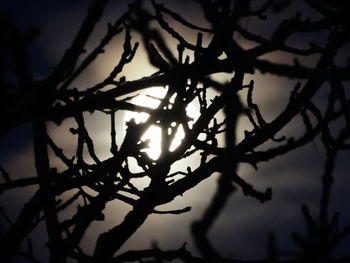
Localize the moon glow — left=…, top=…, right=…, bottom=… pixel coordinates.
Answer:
left=123, top=87, right=199, bottom=160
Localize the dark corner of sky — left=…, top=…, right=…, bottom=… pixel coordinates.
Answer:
left=0, top=0, right=90, bottom=161
left=2, top=0, right=91, bottom=73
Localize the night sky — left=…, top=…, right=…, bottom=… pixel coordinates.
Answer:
left=1, top=0, right=350, bottom=262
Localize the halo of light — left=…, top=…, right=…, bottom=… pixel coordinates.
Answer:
left=123, top=87, right=199, bottom=160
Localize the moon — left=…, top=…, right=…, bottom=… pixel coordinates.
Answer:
left=123, top=87, right=199, bottom=160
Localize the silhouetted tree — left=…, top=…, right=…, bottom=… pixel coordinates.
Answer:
left=0, top=0, right=349, bottom=262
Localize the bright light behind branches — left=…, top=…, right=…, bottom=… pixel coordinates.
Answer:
left=124, top=87, right=199, bottom=160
